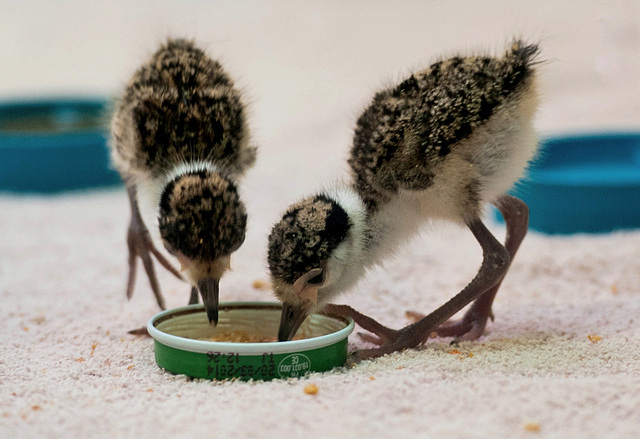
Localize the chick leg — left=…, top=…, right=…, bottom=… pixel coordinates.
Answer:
left=125, top=183, right=183, bottom=309
left=352, top=217, right=510, bottom=359
left=432, top=195, right=528, bottom=339
left=323, top=304, right=399, bottom=345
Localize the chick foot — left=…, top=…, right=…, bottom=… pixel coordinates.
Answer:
left=405, top=308, right=492, bottom=341
left=126, top=184, right=182, bottom=310
left=325, top=305, right=431, bottom=359
left=323, top=304, right=398, bottom=346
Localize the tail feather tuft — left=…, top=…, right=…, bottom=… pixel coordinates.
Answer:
left=507, top=40, right=542, bottom=68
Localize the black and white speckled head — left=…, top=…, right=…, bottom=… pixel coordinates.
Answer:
left=159, top=170, right=246, bottom=262
left=268, top=194, right=350, bottom=285
left=158, top=169, right=247, bottom=323
left=267, top=187, right=369, bottom=340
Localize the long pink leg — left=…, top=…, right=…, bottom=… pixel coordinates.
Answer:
left=323, top=195, right=528, bottom=359
left=125, top=183, right=182, bottom=310
left=433, top=195, right=529, bottom=339
left=354, top=216, right=509, bottom=359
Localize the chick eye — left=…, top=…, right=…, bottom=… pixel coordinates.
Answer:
left=307, top=272, right=324, bottom=285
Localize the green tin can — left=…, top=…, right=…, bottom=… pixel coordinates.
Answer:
left=147, top=302, right=354, bottom=380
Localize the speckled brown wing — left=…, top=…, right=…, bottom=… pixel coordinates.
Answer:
left=111, top=39, right=255, bottom=180
left=349, top=41, right=539, bottom=210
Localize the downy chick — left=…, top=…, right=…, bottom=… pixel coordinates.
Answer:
left=268, top=40, right=541, bottom=358
left=111, top=39, right=256, bottom=324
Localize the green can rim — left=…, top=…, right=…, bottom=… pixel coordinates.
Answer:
left=147, top=302, right=355, bottom=355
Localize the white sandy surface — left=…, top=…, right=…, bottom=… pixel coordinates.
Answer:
left=1, top=1, right=640, bottom=438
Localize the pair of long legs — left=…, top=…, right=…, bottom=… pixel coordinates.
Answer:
left=124, top=183, right=197, bottom=310
left=325, top=194, right=529, bottom=359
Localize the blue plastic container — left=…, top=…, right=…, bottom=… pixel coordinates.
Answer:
left=498, top=132, right=640, bottom=234
left=0, top=98, right=122, bottom=193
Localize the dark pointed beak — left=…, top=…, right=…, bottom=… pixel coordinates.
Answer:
left=197, top=277, right=220, bottom=325
left=278, top=302, right=310, bottom=341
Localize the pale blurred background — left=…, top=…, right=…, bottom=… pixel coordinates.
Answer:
left=2, top=0, right=639, bottom=289
left=2, top=1, right=639, bottom=186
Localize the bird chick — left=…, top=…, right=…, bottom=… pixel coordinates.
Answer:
left=111, top=38, right=256, bottom=324
left=268, top=40, right=541, bottom=358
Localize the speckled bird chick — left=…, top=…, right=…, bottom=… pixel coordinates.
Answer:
left=268, top=40, right=541, bottom=358
left=111, top=39, right=256, bottom=324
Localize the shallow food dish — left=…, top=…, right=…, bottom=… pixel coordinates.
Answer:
left=497, top=132, right=640, bottom=234
left=0, top=97, right=121, bottom=193
left=148, top=302, right=355, bottom=380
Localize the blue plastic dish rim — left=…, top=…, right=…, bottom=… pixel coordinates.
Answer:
left=0, top=96, right=111, bottom=142
left=522, top=130, right=640, bottom=188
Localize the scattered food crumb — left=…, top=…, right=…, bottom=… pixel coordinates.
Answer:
left=127, top=365, right=134, bottom=370
left=31, top=405, right=42, bottom=411
left=447, top=349, right=473, bottom=359
left=30, top=316, right=46, bottom=325
left=588, top=334, right=602, bottom=343
left=524, top=423, right=541, bottom=432
left=252, top=279, right=271, bottom=290
left=146, top=388, right=154, bottom=392
left=91, top=343, right=98, bottom=356
left=22, top=326, right=29, bottom=332
left=205, top=328, right=310, bottom=342
left=429, top=332, right=437, bottom=339
left=303, top=384, right=318, bottom=395
left=396, top=366, right=404, bottom=370
left=74, top=357, right=85, bottom=363
left=404, top=311, right=422, bottom=323
left=610, top=284, right=618, bottom=294
left=369, top=376, right=375, bottom=380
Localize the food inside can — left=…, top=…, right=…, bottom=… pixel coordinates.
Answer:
left=206, top=329, right=309, bottom=343
left=154, top=303, right=341, bottom=344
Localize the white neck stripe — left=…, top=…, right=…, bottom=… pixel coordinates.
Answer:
left=164, top=160, right=220, bottom=187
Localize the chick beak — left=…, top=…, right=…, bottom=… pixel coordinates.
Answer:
left=278, top=302, right=310, bottom=341
left=197, top=277, right=220, bottom=325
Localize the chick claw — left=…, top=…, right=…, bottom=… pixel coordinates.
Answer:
left=348, top=308, right=491, bottom=360
left=406, top=309, right=494, bottom=342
